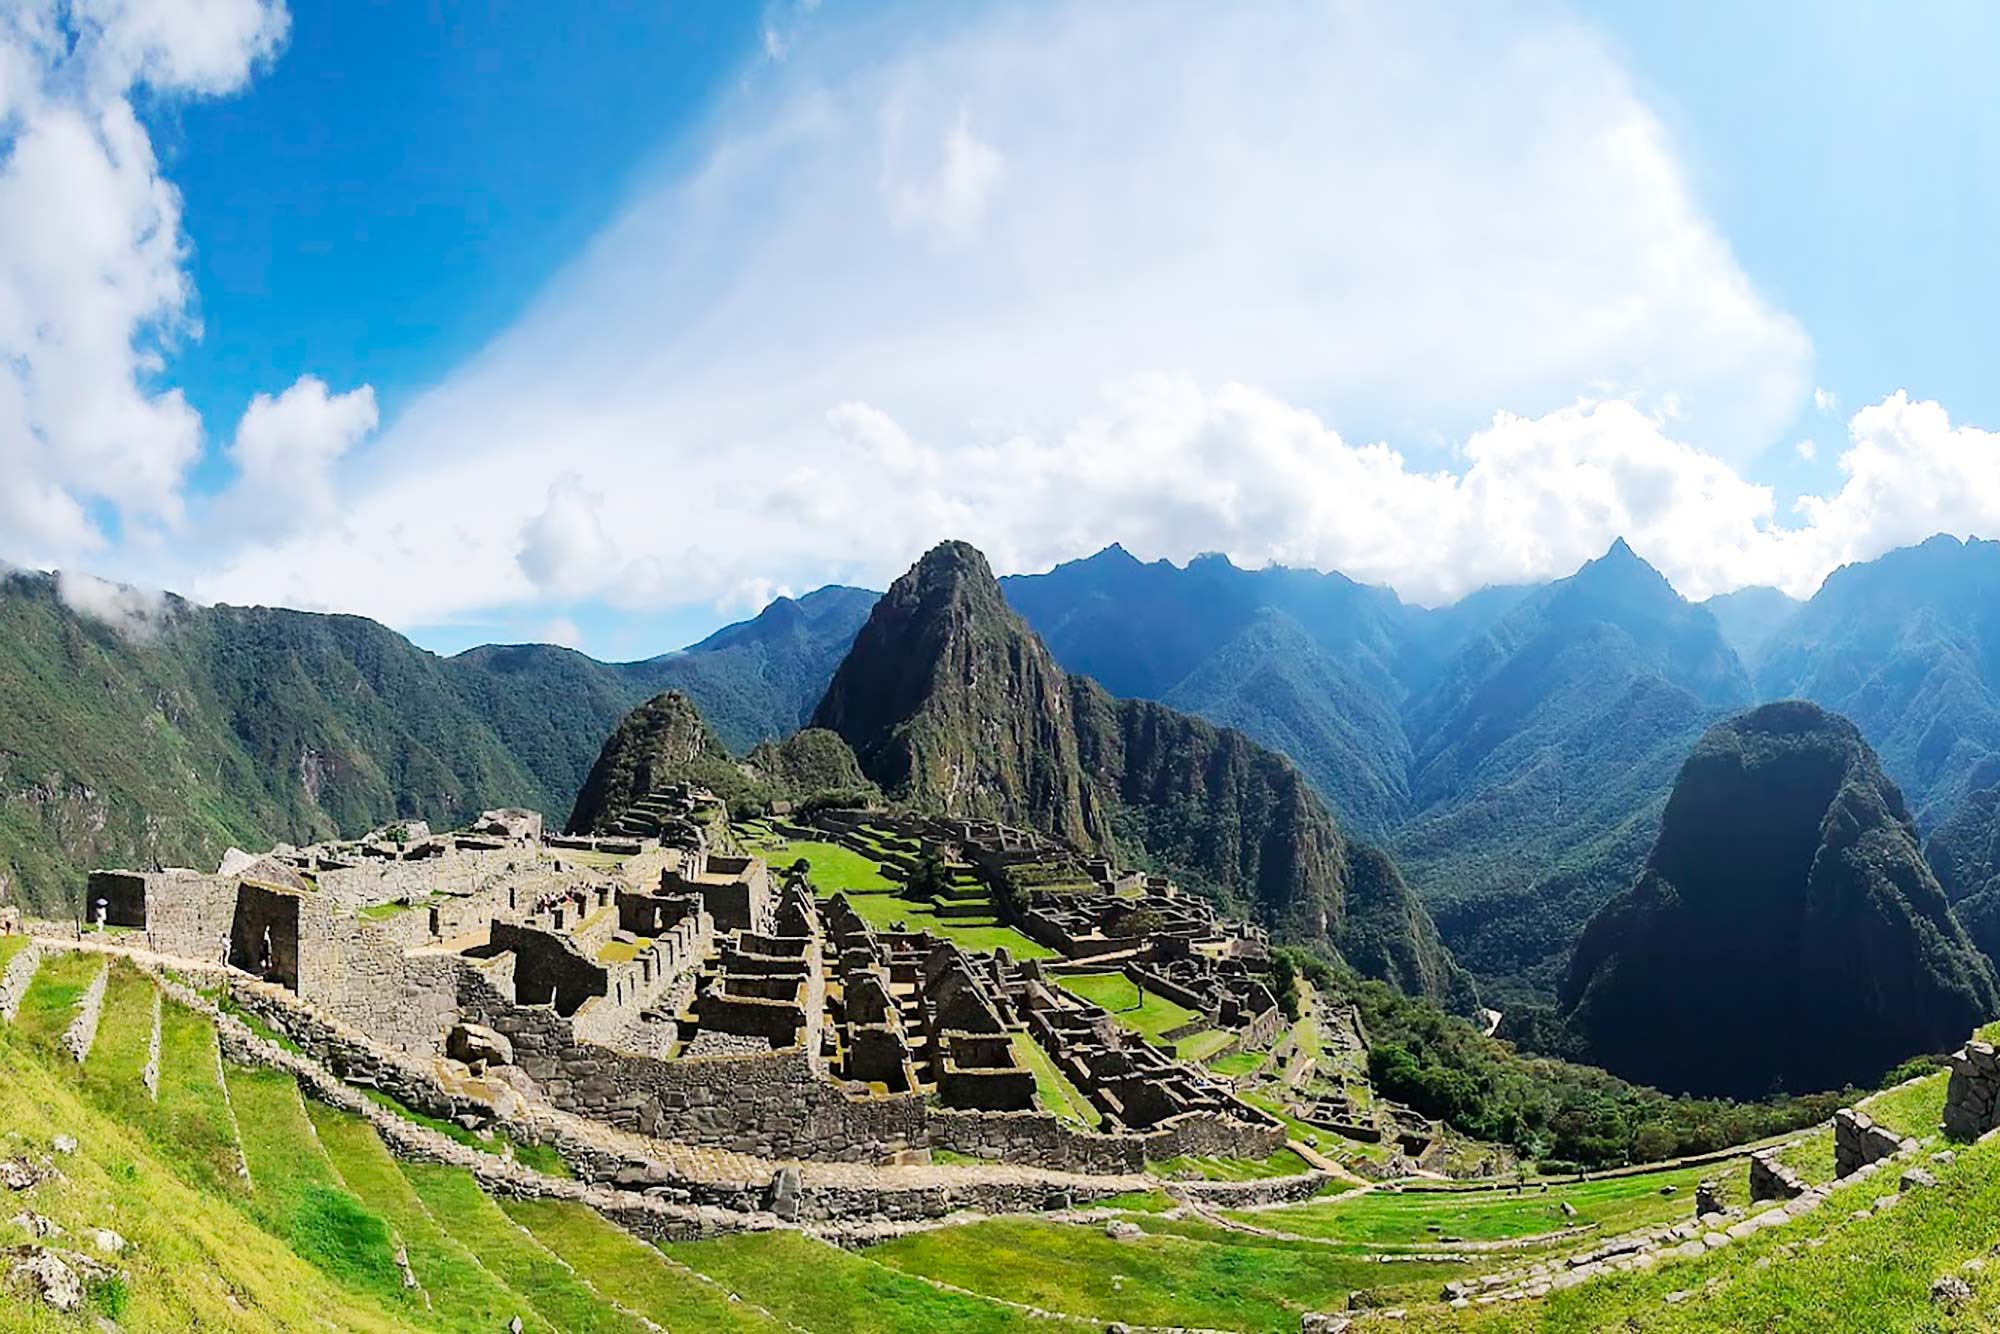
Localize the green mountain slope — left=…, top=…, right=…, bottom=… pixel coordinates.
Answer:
left=1387, top=542, right=1752, bottom=1004
left=814, top=540, right=1475, bottom=1009
left=0, top=572, right=874, bottom=917
left=1562, top=700, right=1999, bottom=1097
left=1924, top=784, right=2000, bottom=964
left=1758, top=533, right=2000, bottom=829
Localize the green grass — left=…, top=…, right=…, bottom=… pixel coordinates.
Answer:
left=1245, top=1161, right=1735, bottom=1247
left=1398, top=1127, right=2000, bottom=1332
left=13, top=948, right=102, bottom=1046
left=403, top=1162, right=643, bottom=1332
left=1174, top=1028, right=1236, bottom=1062
left=746, top=827, right=1057, bottom=958
left=1773, top=1128, right=1838, bottom=1184
left=596, top=935, right=650, bottom=965
left=0, top=1015, right=409, bottom=1330
left=1095, top=1189, right=1178, bottom=1213
left=153, top=1000, right=250, bottom=1194
left=224, top=1063, right=419, bottom=1313
left=1862, top=1069, right=1948, bottom=1140
left=865, top=1214, right=1453, bottom=1331
left=76, top=961, right=155, bottom=1114
left=743, top=834, right=898, bottom=891
left=503, top=1196, right=787, bottom=1332
left=1151, top=1146, right=1312, bottom=1182
left=670, top=1229, right=1039, bottom=1332
left=0, top=933, right=27, bottom=968
left=1207, top=1050, right=1266, bottom=1077
left=1011, top=1030, right=1102, bottom=1127
left=308, top=1101, right=553, bottom=1333
left=1057, top=972, right=1200, bottom=1046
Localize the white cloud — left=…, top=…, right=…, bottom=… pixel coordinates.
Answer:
left=0, top=0, right=288, bottom=567
left=886, top=108, right=1005, bottom=243
left=195, top=0, right=1824, bottom=628
left=533, top=616, right=584, bottom=650
left=1814, top=386, right=1839, bottom=413
left=1796, top=439, right=1818, bottom=461
left=55, top=568, right=171, bottom=640
left=219, top=376, right=378, bottom=537
left=516, top=474, right=621, bottom=600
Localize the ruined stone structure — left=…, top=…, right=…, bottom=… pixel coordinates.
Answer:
left=53, top=794, right=1293, bottom=1235
left=1943, top=1039, right=2000, bottom=1140
left=1834, top=1106, right=1915, bottom=1178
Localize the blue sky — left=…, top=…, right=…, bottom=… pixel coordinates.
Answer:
left=7, top=0, right=2000, bottom=660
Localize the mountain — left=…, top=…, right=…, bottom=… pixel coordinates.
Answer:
left=0, top=570, right=875, bottom=916
left=816, top=540, right=1475, bottom=1009
left=813, top=541, right=1104, bottom=848
left=1702, top=585, right=1800, bottom=671
left=1924, top=785, right=2000, bottom=964
left=1759, top=534, right=2000, bottom=830
left=1390, top=539, right=1755, bottom=1001
left=1561, top=701, right=1999, bottom=1098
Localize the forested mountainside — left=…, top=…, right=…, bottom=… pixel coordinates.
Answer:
left=1701, top=584, right=1802, bottom=670
left=0, top=572, right=872, bottom=915
left=1562, top=701, right=1999, bottom=1098
left=814, top=540, right=1476, bottom=1010
left=1758, top=534, right=2000, bottom=830
left=1004, top=540, right=1749, bottom=1008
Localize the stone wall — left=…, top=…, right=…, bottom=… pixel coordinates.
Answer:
left=0, top=937, right=43, bottom=1022
left=924, top=1107, right=1144, bottom=1174
left=1944, top=1040, right=2000, bottom=1140
left=316, top=845, right=539, bottom=911
left=1834, top=1107, right=1912, bottom=1177
left=135, top=872, right=237, bottom=964
left=457, top=959, right=928, bottom=1161
left=1168, top=1169, right=1334, bottom=1208
left=1749, top=1149, right=1807, bottom=1201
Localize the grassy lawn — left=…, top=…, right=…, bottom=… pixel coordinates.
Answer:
left=1058, top=972, right=1200, bottom=1045
left=503, top=1196, right=788, bottom=1332
left=1151, top=1146, right=1313, bottom=1182
left=402, top=1162, right=643, bottom=1333
left=1174, top=1028, right=1236, bottom=1062
left=308, top=1102, right=550, bottom=1333
left=0, top=933, right=26, bottom=968
left=830, top=878, right=1056, bottom=959
left=1861, top=1069, right=1947, bottom=1140
left=1011, top=1030, right=1101, bottom=1127
left=352, top=1083, right=571, bottom=1178
left=13, top=948, right=102, bottom=1047
left=865, top=1214, right=1453, bottom=1331
left=669, top=1229, right=1039, bottom=1332
left=1247, top=1162, right=1734, bottom=1247
left=1208, top=1049, right=1265, bottom=1077
left=742, top=833, right=899, bottom=891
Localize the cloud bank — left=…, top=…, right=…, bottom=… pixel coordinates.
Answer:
left=16, top=0, right=2000, bottom=641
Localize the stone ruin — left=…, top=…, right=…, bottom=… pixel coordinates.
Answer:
left=50, top=798, right=1290, bottom=1187
left=1943, top=1039, right=2000, bottom=1141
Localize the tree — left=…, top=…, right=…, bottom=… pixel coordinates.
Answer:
left=907, top=846, right=949, bottom=901
left=1270, top=950, right=1302, bottom=1022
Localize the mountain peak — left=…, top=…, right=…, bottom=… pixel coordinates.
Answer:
left=1563, top=699, right=1997, bottom=1096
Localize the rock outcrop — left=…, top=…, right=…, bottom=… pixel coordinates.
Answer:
left=1562, top=700, right=2000, bottom=1097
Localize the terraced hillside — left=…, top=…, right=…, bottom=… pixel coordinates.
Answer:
left=7, top=938, right=2000, bottom=1331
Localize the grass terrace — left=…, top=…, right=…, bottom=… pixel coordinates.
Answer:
left=1057, top=970, right=1199, bottom=1044
left=1010, top=1030, right=1101, bottom=1127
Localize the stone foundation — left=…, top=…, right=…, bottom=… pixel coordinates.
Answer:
left=1748, top=1149, right=1806, bottom=1202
